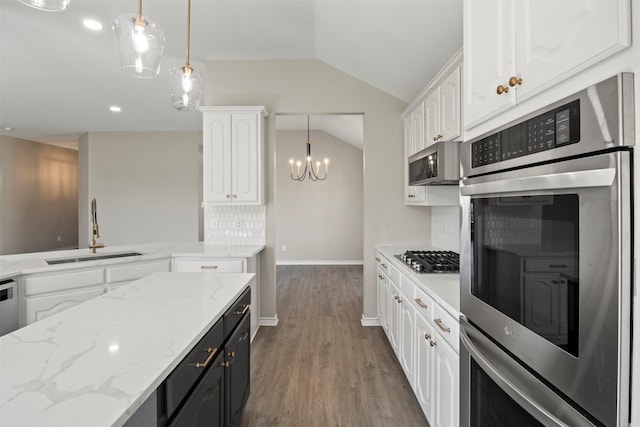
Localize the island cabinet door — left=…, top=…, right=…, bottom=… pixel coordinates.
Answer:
left=225, top=313, right=251, bottom=427
left=169, top=351, right=225, bottom=427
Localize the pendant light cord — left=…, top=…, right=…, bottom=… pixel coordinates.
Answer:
left=137, top=0, right=142, bottom=17
left=185, top=0, right=191, bottom=67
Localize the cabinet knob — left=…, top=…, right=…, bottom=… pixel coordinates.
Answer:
left=226, top=194, right=231, bottom=198
left=432, top=134, right=443, bottom=141
left=496, top=84, right=509, bottom=95
left=424, top=333, right=431, bottom=340
left=509, top=76, right=523, bottom=87
left=233, top=194, right=237, bottom=199
left=228, top=351, right=236, bottom=358
left=430, top=340, right=437, bottom=347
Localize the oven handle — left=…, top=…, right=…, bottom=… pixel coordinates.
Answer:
left=459, top=318, right=571, bottom=427
left=460, top=167, right=615, bottom=196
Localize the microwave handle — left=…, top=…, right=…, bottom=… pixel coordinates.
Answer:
left=460, top=318, right=576, bottom=427
left=460, top=168, right=615, bottom=196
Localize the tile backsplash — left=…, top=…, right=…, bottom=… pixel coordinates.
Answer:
left=204, top=205, right=266, bottom=245
left=431, top=206, right=460, bottom=251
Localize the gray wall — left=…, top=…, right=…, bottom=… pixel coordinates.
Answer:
left=79, top=132, right=202, bottom=247
left=204, top=59, right=431, bottom=322
left=275, top=129, right=363, bottom=263
left=0, top=136, right=78, bottom=255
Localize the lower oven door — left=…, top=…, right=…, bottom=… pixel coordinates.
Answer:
left=460, top=317, right=597, bottom=427
left=460, top=149, right=632, bottom=427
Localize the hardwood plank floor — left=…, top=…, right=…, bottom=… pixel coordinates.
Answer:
left=239, top=265, right=428, bottom=427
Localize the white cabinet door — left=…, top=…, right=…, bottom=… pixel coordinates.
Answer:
left=203, top=113, right=233, bottom=203
left=202, top=107, right=266, bottom=205
left=411, top=102, right=426, bottom=156
left=463, top=0, right=515, bottom=128
left=399, top=295, right=416, bottom=386
left=424, top=89, right=440, bottom=146
left=25, top=287, right=105, bottom=325
left=388, top=282, right=402, bottom=357
left=376, top=269, right=388, bottom=333
left=404, top=116, right=425, bottom=204
left=515, top=0, right=631, bottom=102
left=231, top=113, right=260, bottom=203
left=439, top=67, right=461, bottom=142
left=415, top=313, right=435, bottom=423
left=433, top=337, right=459, bottom=427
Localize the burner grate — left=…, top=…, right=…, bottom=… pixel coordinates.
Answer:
left=396, top=250, right=459, bottom=273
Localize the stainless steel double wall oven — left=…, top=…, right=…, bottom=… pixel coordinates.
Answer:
left=459, top=74, right=634, bottom=427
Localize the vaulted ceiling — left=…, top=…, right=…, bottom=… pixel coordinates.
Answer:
left=0, top=0, right=462, bottom=147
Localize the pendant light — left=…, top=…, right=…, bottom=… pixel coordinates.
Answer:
left=169, top=0, right=204, bottom=110
left=289, top=116, right=329, bottom=182
left=113, top=0, right=165, bottom=79
left=18, top=0, right=69, bottom=12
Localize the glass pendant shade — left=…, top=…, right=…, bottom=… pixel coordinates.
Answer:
left=113, top=13, right=165, bottom=79
left=18, top=0, right=70, bottom=12
left=170, top=65, right=204, bottom=110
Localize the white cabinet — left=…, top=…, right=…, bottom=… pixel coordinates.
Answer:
left=415, top=313, right=435, bottom=421
left=432, top=336, right=459, bottom=427
left=376, top=267, right=389, bottom=334
left=402, top=51, right=461, bottom=207
left=463, top=0, right=631, bottom=129
left=399, top=293, right=416, bottom=387
left=201, top=106, right=267, bottom=205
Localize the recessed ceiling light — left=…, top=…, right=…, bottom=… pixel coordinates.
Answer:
left=83, top=19, right=103, bottom=31
left=2, top=126, right=15, bottom=131
left=110, top=106, right=122, bottom=113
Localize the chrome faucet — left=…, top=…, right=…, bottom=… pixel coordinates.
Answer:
left=89, top=198, right=105, bottom=253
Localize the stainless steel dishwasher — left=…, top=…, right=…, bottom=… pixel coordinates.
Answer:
left=0, top=279, right=19, bottom=336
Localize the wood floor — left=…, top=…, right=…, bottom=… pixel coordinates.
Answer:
left=238, top=265, right=428, bottom=427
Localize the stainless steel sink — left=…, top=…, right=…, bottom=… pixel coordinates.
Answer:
left=46, top=251, right=144, bottom=265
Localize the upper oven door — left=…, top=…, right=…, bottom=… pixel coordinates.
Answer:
left=459, top=149, right=632, bottom=427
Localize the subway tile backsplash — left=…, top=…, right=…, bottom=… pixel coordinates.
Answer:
left=431, top=206, right=460, bottom=252
left=204, top=205, right=266, bottom=246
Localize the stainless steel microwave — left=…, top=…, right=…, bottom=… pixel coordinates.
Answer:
left=408, top=140, right=460, bottom=185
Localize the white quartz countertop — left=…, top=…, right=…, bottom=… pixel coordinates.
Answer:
left=376, top=245, right=460, bottom=315
left=0, top=241, right=264, bottom=280
left=0, top=272, right=254, bottom=427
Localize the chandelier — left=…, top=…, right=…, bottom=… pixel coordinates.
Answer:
left=289, top=115, right=329, bottom=182
left=169, top=0, right=204, bottom=110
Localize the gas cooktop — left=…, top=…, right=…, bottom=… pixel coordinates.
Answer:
left=395, top=250, right=460, bottom=274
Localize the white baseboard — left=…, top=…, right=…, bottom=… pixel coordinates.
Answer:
left=259, top=315, right=279, bottom=326
left=276, top=260, right=364, bottom=265
left=361, top=315, right=381, bottom=327
left=250, top=326, right=259, bottom=342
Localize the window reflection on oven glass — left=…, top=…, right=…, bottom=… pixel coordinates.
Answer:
left=471, top=194, right=579, bottom=356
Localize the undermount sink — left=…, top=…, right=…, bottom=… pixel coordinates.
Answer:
left=46, top=251, right=145, bottom=265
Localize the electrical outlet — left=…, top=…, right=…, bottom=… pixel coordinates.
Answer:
left=282, top=244, right=287, bottom=252
left=57, top=235, right=62, bottom=242
left=234, top=220, right=243, bottom=230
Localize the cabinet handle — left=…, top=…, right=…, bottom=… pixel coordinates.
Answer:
left=190, top=347, right=218, bottom=368
left=394, top=295, right=399, bottom=301
left=434, top=318, right=451, bottom=333
left=375, top=257, right=381, bottom=262
left=233, top=194, right=237, bottom=199
left=549, top=264, right=568, bottom=269
left=397, top=297, right=402, bottom=303
left=432, top=134, right=443, bottom=141
left=496, top=84, right=509, bottom=95
left=381, top=263, right=387, bottom=268
left=228, top=351, right=236, bottom=358
left=234, top=304, right=250, bottom=316
left=408, top=194, right=414, bottom=198
left=509, top=76, right=523, bottom=87
left=200, top=265, right=218, bottom=270
left=222, top=361, right=230, bottom=368
left=415, top=298, right=429, bottom=309
left=424, top=333, right=431, bottom=340
left=430, top=340, right=437, bottom=347
left=226, top=194, right=231, bottom=198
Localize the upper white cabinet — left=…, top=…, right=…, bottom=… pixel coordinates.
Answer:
left=402, top=50, right=462, bottom=206
left=463, top=0, right=631, bottom=129
left=201, top=106, right=267, bottom=205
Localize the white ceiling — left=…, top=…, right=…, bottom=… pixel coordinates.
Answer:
left=0, top=0, right=462, bottom=147
left=275, top=114, right=363, bottom=149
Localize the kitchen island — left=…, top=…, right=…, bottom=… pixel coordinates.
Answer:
left=0, top=272, right=254, bottom=427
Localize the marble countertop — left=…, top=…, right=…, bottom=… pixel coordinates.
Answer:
left=0, top=242, right=264, bottom=280
left=375, top=245, right=460, bottom=315
left=0, top=272, right=254, bottom=427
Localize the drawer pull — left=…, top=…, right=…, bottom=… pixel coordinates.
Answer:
left=375, top=257, right=381, bottom=262
left=434, top=318, right=451, bottom=333
left=222, top=361, right=230, bottom=368
left=415, top=298, right=429, bottom=309
left=234, top=304, right=250, bottom=316
left=191, top=347, right=217, bottom=368
left=381, top=263, right=388, bottom=268
left=200, top=265, right=218, bottom=270
left=549, top=264, right=568, bottom=269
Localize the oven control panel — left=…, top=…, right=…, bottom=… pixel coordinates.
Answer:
left=471, top=100, right=580, bottom=168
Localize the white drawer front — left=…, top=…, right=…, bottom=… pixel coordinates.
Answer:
left=389, top=263, right=400, bottom=285
left=24, top=269, right=105, bottom=296
left=433, top=304, right=459, bottom=353
left=107, top=260, right=171, bottom=284
left=25, top=287, right=105, bottom=324
left=174, top=258, right=245, bottom=273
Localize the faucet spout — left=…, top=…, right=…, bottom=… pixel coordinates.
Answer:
left=89, top=198, right=105, bottom=253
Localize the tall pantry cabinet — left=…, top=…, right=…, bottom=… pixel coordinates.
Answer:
left=201, top=106, right=267, bottom=205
